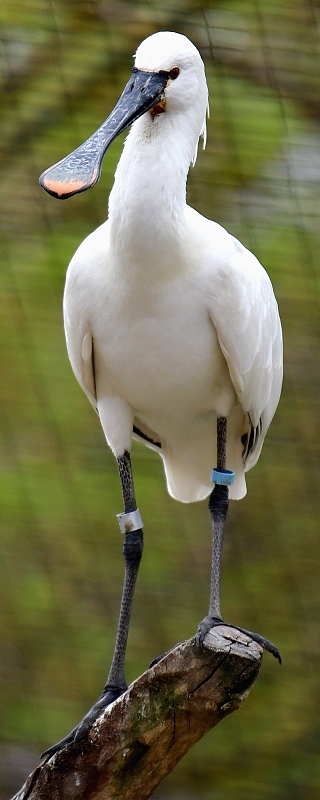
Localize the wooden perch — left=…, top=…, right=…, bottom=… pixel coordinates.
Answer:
left=13, top=627, right=262, bottom=800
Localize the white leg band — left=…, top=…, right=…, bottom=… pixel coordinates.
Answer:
left=117, top=509, right=143, bottom=534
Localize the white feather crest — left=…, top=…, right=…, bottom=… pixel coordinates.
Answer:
left=191, top=101, right=210, bottom=167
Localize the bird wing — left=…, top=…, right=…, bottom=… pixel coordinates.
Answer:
left=208, top=235, right=283, bottom=468
left=63, top=246, right=98, bottom=413
left=65, top=320, right=97, bottom=412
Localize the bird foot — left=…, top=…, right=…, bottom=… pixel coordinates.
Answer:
left=149, top=641, right=185, bottom=669
left=195, top=615, right=282, bottom=663
left=40, top=683, right=127, bottom=759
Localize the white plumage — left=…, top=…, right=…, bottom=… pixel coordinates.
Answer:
left=39, top=31, right=283, bottom=757
left=63, top=31, right=282, bottom=503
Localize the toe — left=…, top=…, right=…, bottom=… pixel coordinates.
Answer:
left=74, top=686, right=126, bottom=743
left=41, top=729, right=77, bottom=759
left=40, top=684, right=127, bottom=757
left=195, top=615, right=223, bottom=646
left=238, top=628, right=282, bottom=663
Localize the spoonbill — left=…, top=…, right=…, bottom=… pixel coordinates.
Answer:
left=39, top=31, right=283, bottom=757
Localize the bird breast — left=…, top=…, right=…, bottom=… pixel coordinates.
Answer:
left=93, top=272, right=234, bottom=426
left=64, top=234, right=236, bottom=432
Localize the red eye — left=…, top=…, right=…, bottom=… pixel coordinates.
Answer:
left=169, top=66, right=180, bottom=80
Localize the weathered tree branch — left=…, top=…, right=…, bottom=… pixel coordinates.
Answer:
left=13, top=627, right=262, bottom=800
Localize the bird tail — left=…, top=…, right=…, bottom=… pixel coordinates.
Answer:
left=160, top=441, right=247, bottom=503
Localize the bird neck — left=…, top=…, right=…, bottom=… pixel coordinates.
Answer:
left=108, top=113, right=195, bottom=276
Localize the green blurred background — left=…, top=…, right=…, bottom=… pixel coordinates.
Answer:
left=0, top=1, right=319, bottom=797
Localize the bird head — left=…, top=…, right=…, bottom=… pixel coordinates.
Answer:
left=39, top=31, right=208, bottom=200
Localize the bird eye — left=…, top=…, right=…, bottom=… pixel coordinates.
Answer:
left=169, top=66, right=180, bottom=80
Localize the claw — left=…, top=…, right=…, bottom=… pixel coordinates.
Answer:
left=238, top=627, right=282, bottom=664
left=41, top=729, right=77, bottom=759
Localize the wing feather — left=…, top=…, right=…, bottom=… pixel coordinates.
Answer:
left=63, top=259, right=98, bottom=413
left=208, top=237, right=282, bottom=466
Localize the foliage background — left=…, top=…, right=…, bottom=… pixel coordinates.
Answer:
left=0, top=0, right=319, bottom=797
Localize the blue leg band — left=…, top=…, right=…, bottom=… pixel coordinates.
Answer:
left=211, top=469, right=236, bottom=486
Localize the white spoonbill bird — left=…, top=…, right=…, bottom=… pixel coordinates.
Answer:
left=39, top=31, right=283, bottom=757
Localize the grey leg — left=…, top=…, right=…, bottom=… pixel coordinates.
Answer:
left=106, top=451, right=144, bottom=689
left=195, top=417, right=281, bottom=663
left=195, top=416, right=228, bottom=642
left=41, top=450, right=143, bottom=758
left=208, top=416, right=228, bottom=621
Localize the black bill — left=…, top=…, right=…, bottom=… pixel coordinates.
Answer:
left=39, top=69, right=168, bottom=200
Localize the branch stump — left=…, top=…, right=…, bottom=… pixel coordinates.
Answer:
left=13, top=627, right=262, bottom=800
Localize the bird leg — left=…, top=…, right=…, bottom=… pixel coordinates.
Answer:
left=107, top=450, right=144, bottom=691
left=41, top=450, right=143, bottom=759
left=195, top=416, right=281, bottom=663
left=207, top=415, right=228, bottom=621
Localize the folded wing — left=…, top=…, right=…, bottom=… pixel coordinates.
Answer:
left=208, top=237, right=283, bottom=470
